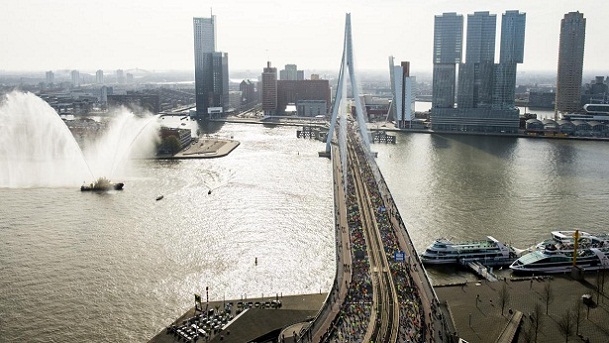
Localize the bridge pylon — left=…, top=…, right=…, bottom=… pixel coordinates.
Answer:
left=323, top=13, right=371, bottom=159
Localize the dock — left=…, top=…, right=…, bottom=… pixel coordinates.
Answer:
left=494, top=310, right=523, bottom=343
left=297, top=125, right=327, bottom=142
left=463, top=261, right=499, bottom=282
left=370, top=130, right=396, bottom=144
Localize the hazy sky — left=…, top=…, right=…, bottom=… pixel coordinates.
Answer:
left=1, top=0, right=607, bottom=74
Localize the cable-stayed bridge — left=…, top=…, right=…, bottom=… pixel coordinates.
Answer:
left=301, top=13, right=450, bottom=343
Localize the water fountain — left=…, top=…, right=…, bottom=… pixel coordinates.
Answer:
left=0, top=91, right=160, bottom=188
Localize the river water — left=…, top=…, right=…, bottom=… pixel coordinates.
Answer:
left=2, top=117, right=609, bottom=342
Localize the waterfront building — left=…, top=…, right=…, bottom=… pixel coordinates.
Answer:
left=71, top=70, right=80, bottom=87
left=389, top=57, right=415, bottom=128
left=276, top=79, right=331, bottom=115
left=193, top=15, right=229, bottom=117
left=431, top=12, right=463, bottom=109
left=45, top=71, right=54, bottom=85
left=494, top=10, right=526, bottom=109
left=555, top=12, right=586, bottom=115
left=95, top=70, right=104, bottom=84
left=529, top=91, right=556, bottom=109
left=458, top=11, right=496, bottom=109
left=239, top=79, right=256, bottom=105
left=584, top=76, right=609, bottom=104
left=261, top=61, right=278, bottom=115
left=431, top=11, right=525, bottom=133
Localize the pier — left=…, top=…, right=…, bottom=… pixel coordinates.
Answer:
left=462, top=261, right=499, bottom=282
left=296, top=125, right=327, bottom=142
left=370, top=130, right=396, bottom=144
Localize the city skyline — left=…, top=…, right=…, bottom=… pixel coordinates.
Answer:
left=0, top=1, right=607, bottom=74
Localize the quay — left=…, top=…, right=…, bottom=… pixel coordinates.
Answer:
left=149, top=293, right=327, bottom=343
left=435, top=274, right=609, bottom=343
left=169, top=138, right=240, bottom=159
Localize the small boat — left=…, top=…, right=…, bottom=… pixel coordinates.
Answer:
left=156, top=195, right=164, bottom=201
left=208, top=189, right=212, bottom=195
left=81, top=177, right=124, bottom=191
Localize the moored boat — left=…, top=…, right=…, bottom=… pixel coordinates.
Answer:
left=534, top=230, right=609, bottom=252
left=421, top=236, right=519, bottom=266
left=509, top=247, right=609, bottom=274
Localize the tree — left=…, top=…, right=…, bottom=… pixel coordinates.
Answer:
left=532, top=302, right=543, bottom=343
left=499, top=283, right=510, bottom=316
left=542, top=282, right=554, bottom=315
left=557, top=308, right=574, bottom=343
left=159, top=136, right=181, bottom=155
left=521, top=321, right=534, bottom=343
left=573, top=299, right=583, bottom=336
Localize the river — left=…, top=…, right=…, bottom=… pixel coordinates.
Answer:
left=2, top=117, right=609, bottom=341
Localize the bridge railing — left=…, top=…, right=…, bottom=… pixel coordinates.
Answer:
left=297, top=146, right=347, bottom=342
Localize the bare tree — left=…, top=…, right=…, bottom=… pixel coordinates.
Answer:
left=573, top=299, right=583, bottom=336
left=532, top=302, right=543, bottom=342
left=521, top=320, right=534, bottom=343
left=596, top=270, right=603, bottom=304
left=557, top=308, right=574, bottom=343
left=542, top=282, right=554, bottom=315
left=499, top=283, right=510, bottom=316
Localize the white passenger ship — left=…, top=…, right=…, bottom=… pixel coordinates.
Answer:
left=420, top=236, right=518, bottom=266
left=509, top=248, right=609, bottom=274
left=511, top=230, right=609, bottom=274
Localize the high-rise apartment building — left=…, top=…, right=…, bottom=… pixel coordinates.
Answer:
left=71, top=70, right=80, bottom=87
left=555, top=12, right=586, bottom=114
left=96, top=70, right=104, bottom=84
left=494, top=10, right=526, bottom=109
left=261, top=62, right=277, bottom=115
left=389, top=57, right=415, bottom=128
left=431, top=10, right=525, bottom=133
left=432, top=13, right=463, bottom=109
left=458, top=12, right=496, bottom=109
left=193, top=15, right=229, bottom=117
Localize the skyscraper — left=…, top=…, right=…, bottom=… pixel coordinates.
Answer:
left=432, top=13, right=463, bottom=109
left=389, top=57, right=415, bottom=128
left=261, top=61, right=277, bottom=115
left=458, top=12, right=496, bottom=109
left=494, top=10, right=526, bottom=109
left=431, top=11, right=525, bottom=133
left=555, top=12, right=586, bottom=114
left=193, top=15, right=229, bottom=117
